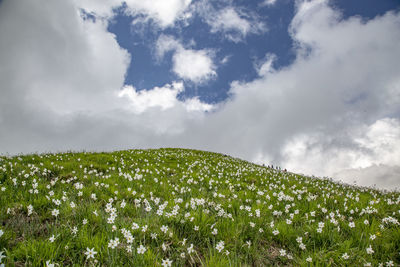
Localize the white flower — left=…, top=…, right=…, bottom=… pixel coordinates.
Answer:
left=306, top=257, right=312, bottom=262
left=246, top=240, right=252, bottom=248
left=342, top=253, right=349, bottom=259
left=160, top=225, right=168, bottom=234
left=279, top=249, right=286, bottom=257
left=84, top=247, right=97, bottom=259
left=370, top=234, right=376, bottom=240
left=49, top=235, right=55, bottom=243
left=27, top=205, right=33, bottom=216
left=137, top=244, right=146, bottom=254
left=216, top=241, right=225, bottom=252
left=0, top=229, right=3, bottom=237
left=212, top=228, right=218, bottom=235
left=71, top=226, right=78, bottom=235
left=366, top=245, right=374, bottom=255
left=131, top=223, right=139, bottom=230
left=187, top=244, right=194, bottom=254
left=108, top=238, right=120, bottom=249
left=51, top=209, right=59, bottom=217
left=126, top=235, right=134, bottom=244
left=161, top=258, right=172, bottom=267
left=386, top=260, right=394, bottom=267
left=348, top=222, right=355, bottom=228
left=46, top=260, right=54, bottom=267
left=272, top=229, right=279, bottom=235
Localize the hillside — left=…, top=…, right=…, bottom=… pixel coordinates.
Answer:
left=0, top=148, right=399, bottom=266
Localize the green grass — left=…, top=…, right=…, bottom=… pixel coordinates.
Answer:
left=0, top=148, right=399, bottom=266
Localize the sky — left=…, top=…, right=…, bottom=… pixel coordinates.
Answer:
left=0, top=0, right=400, bottom=190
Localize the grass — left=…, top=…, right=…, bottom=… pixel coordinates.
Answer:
left=0, top=148, right=399, bottom=266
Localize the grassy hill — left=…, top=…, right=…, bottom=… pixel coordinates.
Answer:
left=0, top=148, right=399, bottom=266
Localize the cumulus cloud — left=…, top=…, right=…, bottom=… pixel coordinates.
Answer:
left=195, top=1, right=266, bottom=42
left=124, top=0, right=192, bottom=28
left=216, top=0, right=400, bottom=188
left=281, top=118, right=400, bottom=184
left=184, top=97, right=215, bottom=112
left=156, top=35, right=217, bottom=83
left=118, top=82, right=215, bottom=113
left=1, top=0, right=400, bottom=190
left=172, top=49, right=216, bottom=83
left=0, top=0, right=130, bottom=116
left=0, top=0, right=208, bottom=150
left=73, top=0, right=193, bottom=28
left=118, top=82, right=185, bottom=113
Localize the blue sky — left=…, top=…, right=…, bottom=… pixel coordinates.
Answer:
left=0, top=0, right=400, bottom=189
left=107, top=0, right=399, bottom=103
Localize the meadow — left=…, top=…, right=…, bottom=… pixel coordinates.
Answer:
left=0, top=148, right=399, bottom=266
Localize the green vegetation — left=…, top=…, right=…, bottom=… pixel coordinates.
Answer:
left=0, top=148, right=399, bottom=266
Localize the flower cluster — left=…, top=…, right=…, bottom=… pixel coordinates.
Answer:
left=0, top=149, right=398, bottom=266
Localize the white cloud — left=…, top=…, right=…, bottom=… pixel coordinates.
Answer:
left=184, top=97, right=215, bottom=112
left=124, top=0, right=192, bottom=28
left=281, top=118, right=400, bottom=182
left=72, top=0, right=193, bottom=28
left=0, top=0, right=203, bottom=149
left=156, top=35, right=216, bottom=83
left=261, top=0, right=277, bottom=6
left=209, top=8, right=251, bottom=34
left=216, top=0, right=400, bottom=188
left=118, top=81, right=214, bottom=114
left=195, top=2, right=266, bottom=42
left=0, top=0, right=130, bottom=116
left=173, top=49, right=216, bottom=83
left=155, top=34, right=181, bottom=59
left=255, top=53, right=277, bottom=76
left=354, top=118, right=400, bottom=168
left=118, top=82, right=184, bottom=113
left=220, top=55, right=231, bottom=65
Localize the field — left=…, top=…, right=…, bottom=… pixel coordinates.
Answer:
left=0, top=148, right=399, bottom=266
